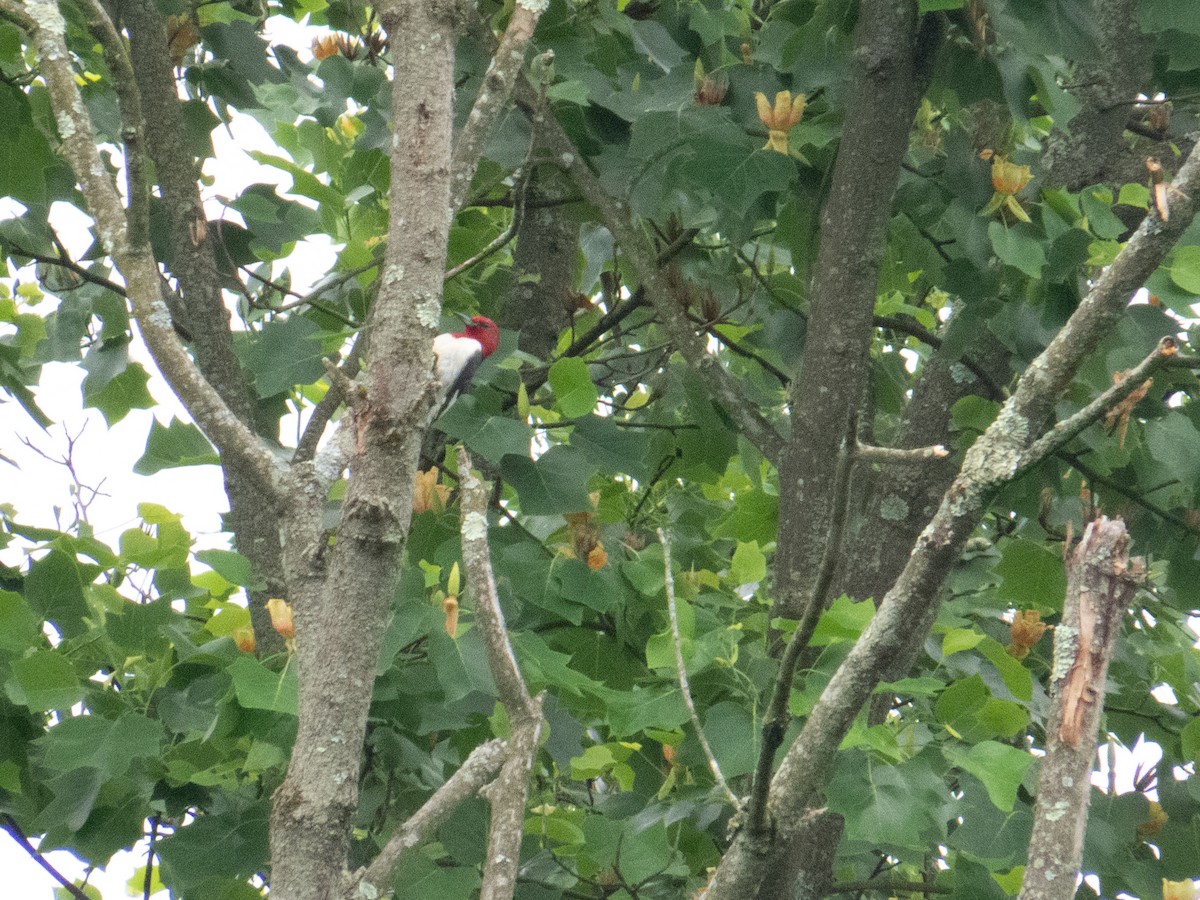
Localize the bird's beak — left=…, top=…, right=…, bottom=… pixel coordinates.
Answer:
left=454, top=311, right=474, bottom=326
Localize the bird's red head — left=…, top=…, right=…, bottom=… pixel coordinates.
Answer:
left=457, top=316, right=500, bottom=359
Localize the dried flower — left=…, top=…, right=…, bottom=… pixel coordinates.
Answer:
left=1006, top=609, right=1047, bottom=659
left=166, top=15, right=200, bottom=66
left=413, top=467, right=450, bottom=515
left=755, top=90, right=805, bottom=155
left=587, top=544, right=608, bottom=571
left=693, top=59, right=727, bottom=106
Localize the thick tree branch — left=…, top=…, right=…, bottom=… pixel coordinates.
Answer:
left=1019, top=518, right=1141, bottom=900
left=703, top=135, right=1200, bottom=900
left=458, top=447, right=544, bottom=900
left=122, top=0, right=289, bottom=654
left=348, top=739, right=508, bottom=898
left=17, top=0, right=283, bottom=499
left=450, top=0, right=548, bottom=212
left=773, top=3, right=941, bottom=620
left=269, top=3, right=461, bottom=897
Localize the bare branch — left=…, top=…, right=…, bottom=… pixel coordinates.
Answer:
left=457, top=446, right=537, bottom=717
left=293, top=335, right=365, bottom=464
left=349, top=739, right=508, bottom=897
left=1019, top=517, right=1141, bottom=900
left=1, top=814, right=92, bottom=900
left=856, top=442, right=949, bottom=464
left=457, top=447, right=545, bottom=900
left=657, top=527, right=740, bottom=809
left=450, top=0, right=548, bottom=211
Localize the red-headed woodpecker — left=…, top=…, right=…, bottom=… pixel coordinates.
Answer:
left=432, top=315, right=500, bottom=414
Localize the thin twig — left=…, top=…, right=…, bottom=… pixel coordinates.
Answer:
left=445, top=165, right=530, bottom=281
left=1, top=814, right=92, bottom=900
left=657, top=527, right=740, bottom=809
left=293, top=332, right=365, bottom=463
left=143, top=817, right=159, bottom=900
left=746, top=412, right=857, bottom=837
left=1018, top=337, right=1177, bottom=472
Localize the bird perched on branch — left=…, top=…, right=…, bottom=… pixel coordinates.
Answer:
left=432, top=314, right=500, bottom=417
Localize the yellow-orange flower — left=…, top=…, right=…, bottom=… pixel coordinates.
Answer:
left=980, top=156, right=1033, bottom=222
left=587, top=544, right=608, bottom=571
left=442, top=596, right=459, bottom=639
left=266, top=598, right=295, bottom=647
left=1006, top=609, right=1047, bottom=659
left=991, top=157, right=1032, bottom=194
left=1164, top=880, right=1197, bottom=900
left=232, top=625, right=257, bottom=654
left=755, top=90, right=805, bottom=155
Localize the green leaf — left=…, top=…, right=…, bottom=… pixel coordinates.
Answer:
left=84, top=361, right=155, bottom=425
left=134, top=417, right=219, bottom=475
left=229, top=656, right=298, bottom=715
left=0, top=589, right=40, bottom=653
left=994, top=539, right=1066, bottom=610
left=945, top=740, right=1032, bottom=812
left=501, top=446, right=594, bottom=515
left=438, top=400, right=535, bottom=465
left=156, top=799, right=270, bottom=892
left=729, top=541, right=766, bottom=585
left=811, top=595, right=875, bottom=646
left=1145, top=412, right=1200, bottom=486
left=988, top=222, right=1046, bottom=278
left=943, top=627, right=984, bottom=656
left=25, top=550, right=89, bottom=639
left=6, top=650, right=83, bottom=712
left=195, top=549, right=261, bottom=590
left=1117, top=183, right=1151, bottom=210
left=1170, top=245, right=1200, bottom=295
left=240, top=315, right=326, bottom=396
left=548, top=357, right=599, bottom=418
left=1182, top=716, right=1200, bottom=764
left=827, top=751, right=953, bottom=848
left=38, top=712, right=165, bottom=777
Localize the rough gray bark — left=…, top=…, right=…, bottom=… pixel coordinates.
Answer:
left=123, top=0, right=287, bottom=655
left=773, top=1, right=940, bottom=620
left=841, top=322, right=1009, bottom=608
left=504, top=171, right=577, bottom=360
left=1019, top=517, right=1140, bottom=900
left=267, top=3, right=461, bottom=896
left=1044, top=0, right=1153, bottom=191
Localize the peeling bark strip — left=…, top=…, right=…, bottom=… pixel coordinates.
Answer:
left=1019, top=517, right=1141, bottom=900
